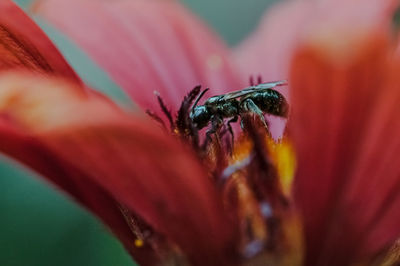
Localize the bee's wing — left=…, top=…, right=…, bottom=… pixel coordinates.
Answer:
left=254, top=80, right=288, bottom=89
left=220, top=88, right=259, bottom=100
left=221, top=80, right=288, bottom=100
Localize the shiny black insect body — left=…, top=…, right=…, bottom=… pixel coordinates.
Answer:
left=190, top=80, right=289, bottom=140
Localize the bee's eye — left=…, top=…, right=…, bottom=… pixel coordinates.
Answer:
left=190, top=106, right=210, bottom=129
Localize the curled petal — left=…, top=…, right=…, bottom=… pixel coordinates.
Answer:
left=290, top=18, right=400, bottom=266
left=0, top=72, right=236, bottom=265
left=0, top=0, right=80, bottom=81
left=0, top=73, right=157, bottom=265
left=34, top=0, right=243, bottom=112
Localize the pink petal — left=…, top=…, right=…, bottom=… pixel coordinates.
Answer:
left=33, top=0, right=244, bottom=113
left=0, top=0, right=80, bottom=81
left=289, top=2, right=400, bottom=264
left=234, top=0, right=398, bottom=99
left=233, top=0, right=315, bottom=139
left=0, top=71, right=237, bottom=265
left=0, top=72, right=159, bottom=265
left=233, top=0, right=313, bottom=94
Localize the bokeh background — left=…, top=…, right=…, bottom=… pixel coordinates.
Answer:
left=1, top=0, right=278, bottom=265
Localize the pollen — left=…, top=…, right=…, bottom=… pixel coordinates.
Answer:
left=231, top=134, right=297, bottom=196
left=267, top=139, right=297, bottom=196
left=134, top=238, right=144, bottom=248
left=231, top=136, right=253, bottom=163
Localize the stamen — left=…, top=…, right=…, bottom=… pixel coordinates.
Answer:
left=145, top=110, right=167, bottom=131
left=154, top=91, right=174, bottom=130
left=176, top=85, right=201, bottom=133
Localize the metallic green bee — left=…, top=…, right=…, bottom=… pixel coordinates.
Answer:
left=190, top=80, right=289, bottom=138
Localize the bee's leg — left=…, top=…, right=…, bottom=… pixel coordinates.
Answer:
left=203, top=115, right=223, bottom=149
left=227, top=116, right=238, bottom=149
left=241, top=98, right=268, bottom=128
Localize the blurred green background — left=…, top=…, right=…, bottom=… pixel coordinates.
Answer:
left=1, top=0, right=277, bottom=265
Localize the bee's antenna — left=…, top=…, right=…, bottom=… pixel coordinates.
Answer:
left=192, top=88, right=209, bottom=111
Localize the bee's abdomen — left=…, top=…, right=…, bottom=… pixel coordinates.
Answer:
left=254, top=90, right=289, bottom=117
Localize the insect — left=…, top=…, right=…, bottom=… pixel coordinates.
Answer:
left=190, top=80, right=289, bottom=140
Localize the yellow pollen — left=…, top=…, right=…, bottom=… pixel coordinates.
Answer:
left=134, top=239, right=144, bottom=248
left=267, top=138, right=297, bottom=196
left=231, top=135, right=297, bottom=197
left=231, top=136, right=253, bottom=163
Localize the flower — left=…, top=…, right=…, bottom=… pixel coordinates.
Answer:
left=0, top=0, right=400, bottom=265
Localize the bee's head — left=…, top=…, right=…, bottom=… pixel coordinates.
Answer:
left=190, top=105, right=211, bottom=129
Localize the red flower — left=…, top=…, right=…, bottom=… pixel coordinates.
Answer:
left=0, top=0, right=400, bottom=265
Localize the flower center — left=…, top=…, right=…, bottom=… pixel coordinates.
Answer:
left=138, top=82, right=302, bottom=265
